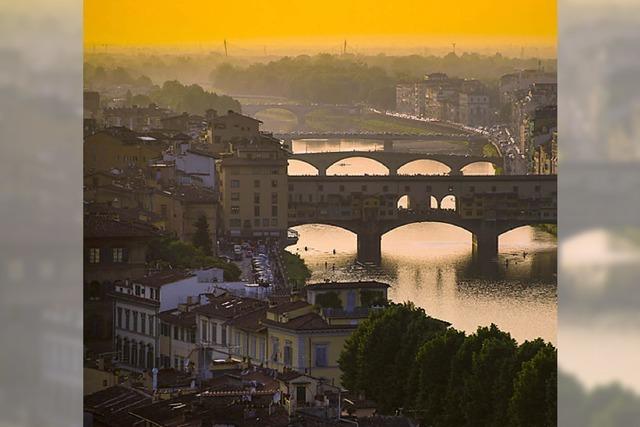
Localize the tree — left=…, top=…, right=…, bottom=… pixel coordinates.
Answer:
left=315, top=292, right=342, bottom=309
left=509, top=344, right=557, bottom=427
left=147, top=237, right=240, bottom=281
left=192, top=215, right=213, bottom=256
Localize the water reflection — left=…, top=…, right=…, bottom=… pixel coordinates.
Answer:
left=288, top=223, right=557, bottom=344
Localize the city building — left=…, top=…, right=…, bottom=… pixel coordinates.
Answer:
left=458, top=90, right=491, bottom=127
left=395, top=82, right=427, bottom=116
left=261, top=300, right=358, bottom=387
left=102, top=103, right=171, bottom=131
left=192, top=293, right=269, bottom=376
left=499, top=69, right=557, bottom=105
left=205, top=109, right=262, bottom=153
left=84, top=127, right=167, bottom=173
left=113, top=269, right=226, bottom=373
left=218, top=133, right=289, bottom=242
left=84, top=213, right=160, bottom=360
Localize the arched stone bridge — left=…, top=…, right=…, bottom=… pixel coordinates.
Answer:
left=289, top=151, right=503, bottom=175
left=241, top=104, right=359, bottom=130
left=287, top=174, right=557, bottom=266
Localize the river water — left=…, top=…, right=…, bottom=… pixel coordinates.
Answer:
left=287, top=139, right=557, bottom=344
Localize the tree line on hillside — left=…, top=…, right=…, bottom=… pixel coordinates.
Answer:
left=210, top=54, right=397, bottom=109
left=338, top=303, right=556, bottom=426
left=84, top=64, right=241, bottom=116
left=209, top=53, right=556, bottom=110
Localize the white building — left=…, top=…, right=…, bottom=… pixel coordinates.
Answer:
left=163, top=145, right=217, bottom=189
left=113, top=268, right=226, bottom=372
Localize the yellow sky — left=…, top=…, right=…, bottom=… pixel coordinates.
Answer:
left=84, top=0, right=556, bottom=47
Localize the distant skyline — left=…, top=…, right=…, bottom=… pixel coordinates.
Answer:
left=85, top=0, right=556, bottom=54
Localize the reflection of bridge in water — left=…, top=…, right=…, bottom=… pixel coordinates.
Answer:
left=289, top=151, right=502, bottom=176
left=287, top=175, right=556, bottom=266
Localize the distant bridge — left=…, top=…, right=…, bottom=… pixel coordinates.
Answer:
left=241, top=104, right=359, bottom=130
left=289, top=151, right=502, bottom=176
left=276, top=132, right=481, bottom=142
left=287, top=174, right=557, bottom=266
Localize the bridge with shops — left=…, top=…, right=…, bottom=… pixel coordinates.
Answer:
left=286, top=174, right=556, bottom=266
left=289, top=151, right=502, bottom=176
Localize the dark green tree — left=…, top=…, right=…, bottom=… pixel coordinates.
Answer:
left=192, top=215, right=213, bottom=256
left=509, top=344, right=557, bottom=427
left=315, top=291, right=342, bottom=309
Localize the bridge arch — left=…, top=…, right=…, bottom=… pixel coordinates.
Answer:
left=288, top=159, right=319, bottom=176
left=397, top=159, right=452, bottom=176
left=397, top=194, right=411, bottom=209
left=460, top=160, right=499, bottom=176
left=325, top=156, right=389, bottom=176
left=430, top=195, right=439, bottom=209
left=253, top=107, right=300, bottom=132
left=440, top=194, right=457, bottom=211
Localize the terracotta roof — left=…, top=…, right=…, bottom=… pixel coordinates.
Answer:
left=84, top=215, right=160, bottom=239
left=306, top=280, right=390, bottom=291
left=194, top=295, right=267, bottom=320
left=133, top=270, right=194, bottom=289
left=227, top=307, right=267, bottom=332
left=267, top=300, right=310, bottom=315
left=84, top=385, right=151, bottom=427
left=262, top=312, right=357, bottom=332
left=158, top=308, right=197, bottom=327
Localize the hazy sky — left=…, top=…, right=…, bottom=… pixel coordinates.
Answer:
left=85, top=0, right=556, bottom=48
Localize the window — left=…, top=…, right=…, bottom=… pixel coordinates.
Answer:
left=235, top=332, right=242, bottom=354
left=117, top=307, right=122, bottom=328
left=141, top=313, right=146, bottom=334
left=112, top=248, right=124, bottom=263
left=315, top=344, right=328, bottom=367
left=89, top=248, right=100, bottom=264
left=254, top=206, right=260, bottom=217
left=125, top=310, right=130, bottom=330
left=180, top=327, right=185, bottom=342
left=271, top=192, right=278, bottom=204
left=135, top=285, right=141, bottom=296
left=231, top=179, right=240, bottom=188
left=211, top=322, right=217, bottom=343
left=284, top=340, right=293, bottom=366
left=174, top=325, right=179, bottom=340
left=271, top=205, right=278, bottom=217
left=271, top=337, right=280, bottom=362
left=262, top=218, right=269, bottom=226
left=133, top=312, right=138, bottom=332
left=231, top=192, right=240, bottom=201
left=271, top=179, right=278, bottom=188
left=254, top=193, right=260, bottom=204
left=149, top=288, right=155, bottom=300
left=259, top=338, right=266, bottom=361
left=254, top=218, right=260, bottom=227
left=254, top=179, right=260, bottom=188
left=201, top=320, right=208, bottom=342
left=230, top=218, right=241, bottom=227
left=231, top=206, right=240, bottom=215
left=250, top=336, right=257, bottom=358
left=221, top=326, right=227, bottom=346
left=149, top=315, right=154, bottom=336
left=271, top=218, right=277, bottom=226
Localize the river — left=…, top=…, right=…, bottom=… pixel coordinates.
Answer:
left=286, top=138, right=557, bottom=344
